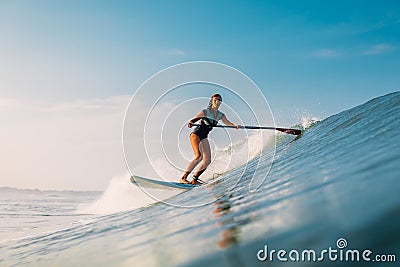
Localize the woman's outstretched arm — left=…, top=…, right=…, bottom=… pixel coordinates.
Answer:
left=221, top=115, right=240, bottom=129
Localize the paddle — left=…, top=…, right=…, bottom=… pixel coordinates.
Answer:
left=193, top=124, right=302, bottom=135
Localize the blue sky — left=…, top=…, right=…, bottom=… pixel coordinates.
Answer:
left=1, top=1, right=399, bottom=190
left=2, top=1, right=399, bottom=112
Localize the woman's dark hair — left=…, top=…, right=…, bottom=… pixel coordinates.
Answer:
left=207, top=94, right=222, bottom=110
left=211, top=93, right=222, bottom=100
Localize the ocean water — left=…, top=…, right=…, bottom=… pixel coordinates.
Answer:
left=1, top=92, right=399, bottom=266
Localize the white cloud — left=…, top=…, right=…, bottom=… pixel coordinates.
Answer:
left=313, top=49, right=343, bottom=58
left=46, top=95, right=131, bottom=113
left=0, top=94, right=195, bottom=190
left=0, top=96, right=132, bottom=190
left=363, top=43, right=396, bottom=55
left=165, top=48, right=186, bottom=56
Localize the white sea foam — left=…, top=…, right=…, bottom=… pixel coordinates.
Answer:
left=77, top=173, right=177, bottom=215
left=301, top=116, right=320, bottom=129
left=208, top=130, right=275, bottom=177
left=80, top=130, right=276, bottom=214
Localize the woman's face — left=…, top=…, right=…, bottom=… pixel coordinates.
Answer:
left=211, top=96, right=222, bottom=108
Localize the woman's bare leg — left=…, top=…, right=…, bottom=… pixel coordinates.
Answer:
left=193, top=138, right=211, bottom=179
left=180, top=134, right=202, bottom=183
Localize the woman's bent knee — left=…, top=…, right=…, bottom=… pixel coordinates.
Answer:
left=203, top=158, right=211, bottom=166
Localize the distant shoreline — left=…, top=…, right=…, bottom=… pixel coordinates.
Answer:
left=0, top=186, right=101, bottom=195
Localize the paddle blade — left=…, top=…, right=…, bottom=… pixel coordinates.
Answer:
left=276, top=128, right=302, bottom=135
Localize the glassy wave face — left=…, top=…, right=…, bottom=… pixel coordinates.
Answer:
left=1, top=92, right=399, bottom=266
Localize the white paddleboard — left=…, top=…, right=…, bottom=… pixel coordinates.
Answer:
left=130, top=175, right=199, bottom=190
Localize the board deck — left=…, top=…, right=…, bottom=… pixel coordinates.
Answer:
left=130, top=175, right=199, bottom=190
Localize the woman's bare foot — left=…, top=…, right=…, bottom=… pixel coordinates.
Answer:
left=191, top=178, right=205, bottom=185
left=180, top=178, right=190, bottom=184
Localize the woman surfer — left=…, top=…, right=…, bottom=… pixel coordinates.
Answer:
left=180, top=94, right=240, bottom=185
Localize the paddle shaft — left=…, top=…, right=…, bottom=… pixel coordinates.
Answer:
left=192, top=124, right=302, bottom=135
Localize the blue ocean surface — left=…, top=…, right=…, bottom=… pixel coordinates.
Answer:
left=1, top=92, right=399, bottom=266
